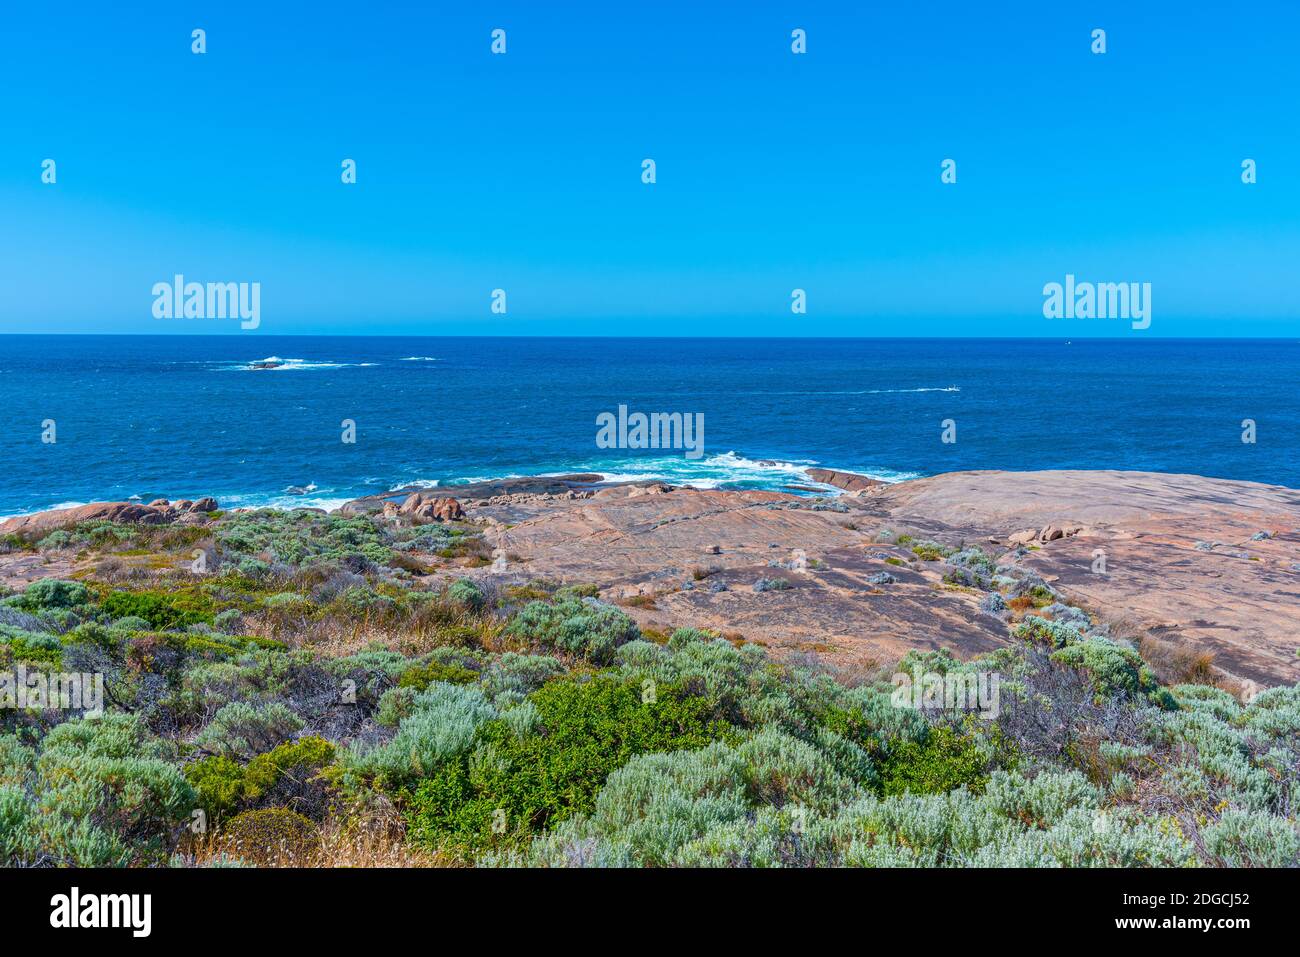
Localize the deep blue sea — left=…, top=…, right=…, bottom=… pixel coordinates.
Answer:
left=1, top=336, right=1296, bottom=517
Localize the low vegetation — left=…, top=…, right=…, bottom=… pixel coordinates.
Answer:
left=1, top=510, right=1295, bottom=867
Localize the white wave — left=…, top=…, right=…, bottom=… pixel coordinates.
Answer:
left=386, top=478, right=441, bottom=491
left=219, top=491, right=353, bottom=512
left=732, top=386, right=960, bottom=396
left=399, top=356, right=442, bottom=362
left=532, top=453, right=920, bottom=491
left=446, top=474, right=523, bottom=486
left=0, top=500, right=92, bottom=522
left=211, top=357, right=370, bottom=372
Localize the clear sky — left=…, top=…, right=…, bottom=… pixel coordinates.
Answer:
left=2, top=1, right=1297, bottom=336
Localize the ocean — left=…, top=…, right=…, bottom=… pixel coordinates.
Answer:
left=1, top=336, right=1296, bottom=517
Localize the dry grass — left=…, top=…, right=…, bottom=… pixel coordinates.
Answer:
left=185, top=814, right=455, bottom=868
left=828, top=656, right=887, bottom=688
left=303, top=611, right=506, bottom=659
left=1007, top=594, right=1034, bottom=616
left=1138, top=634, right=1222, bottom=689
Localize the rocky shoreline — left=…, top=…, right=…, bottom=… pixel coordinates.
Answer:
left=4, top=468, right=1297, bottom=688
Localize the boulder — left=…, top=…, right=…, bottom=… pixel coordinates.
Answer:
left=1038, top=522, right=1086, bottom=543
left=400, top=493, right=464, bottom=522
left=190, top=497, right=219, bottom=512
left=627, top=483, right=671, bottom=498
left=0, top=502, right=173, bottom=537
left=806, top=468, right=887, bottom=493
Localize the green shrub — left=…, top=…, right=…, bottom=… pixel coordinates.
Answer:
left=554, top=583, right=600, bottom=600
left=194, top=702, right=305, bottom=760
left=1203, top=809, right=1300, bottom=867
left=505, top=597, right=640, bottom=664
left=0, top=626, right=63, bottom=666
left=24, top=715, right=195, bottom=866
left=910, top=541, right=952, bottom=562
left=9, top=579, right=90, bottom=610
left=218, top=808, right=318, bottom=865
left=447, top=578, right=485, bottom=610
left=101, top=589, right=213, bottom=630
left=480, top=653, right=565, bottom=697
left=403, top=676, right=734, bottom=851
left=346, top=683, right=498, bottom=788
left=880, top=725, right=998, bottom=796
left=1014, top=615, right=1085, bottom=647
left=1050, top=637, right=1164, bottom=702
left=185, top=755, right=247, bottom=822
left=398, top=660, right=478, bottom=691
left=36, top=531, right=73, bottom=551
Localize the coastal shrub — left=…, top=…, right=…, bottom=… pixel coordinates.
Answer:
left=980, top=592, right=1008, bottom=618
left=398, top=659, right=478, bottom=690
left=880, top=725, right=998, bottom=796
left=0, top=607, right=47, bottom=633
left=392, top=523, right=456, bottom=553
left=373, top=687, right=414, bottom=727
left=109, top=615, right=152, bottom=633
left=0, top=625, right=64, bottom=666
left=218, top=808, right=319, bottom=865
left=25, top=715, right=196, bottom=866
left=241, top=736, right=335, bottom=817
left=447, top=578, right=485, bottom=610
left=1050, top=637, right=1166, bottom=703
left=479, top=652, right=566, bottom=697
left=1202, top=809, right=1300, bottom=867
left=217, top=511, right=393, bottom=569
left=511, top=742, right=750, bottom=867
left=1015, top=615, right=1085, bottom=648
left=504, top=597, right=640, bottom=664
left=101, top=589, right=213, bottom=630
left=345, top=682, right=497, bottom=789
left=212, top=609, right=242, bottom=634
left=262, top=592, right=314, bottom=614
left=910, top=540, right=953, bottom=562
left=949, top=547, right=997, bottom=576
left=1004, top=573, right=1059, bottom=605
left=402, top=676, right=733, bottom=851
left=185, top=755, right=247, bottom=822
left=5, top=510, right=1298, bottom=870
left=1041, top=603, right=1092, bottom=631
left=737, top=725, right=860, bottom=811
left=554, top=583, right=600, bottom=601
left=36, top=530, right=73, bottom=551
left=7, top=579, right=91, bottom=611
left=500, top=699, right=541, bottom=738
left=194, top=702, right=305, bottom=760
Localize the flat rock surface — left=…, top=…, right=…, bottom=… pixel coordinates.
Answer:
left=5, top=469, right=1297, bottom=687
left=460, top=470, right=1300, bottom=686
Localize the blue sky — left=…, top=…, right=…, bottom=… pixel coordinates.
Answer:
left=1, top=1, right=1297, bottom=336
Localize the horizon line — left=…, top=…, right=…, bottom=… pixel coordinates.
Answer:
left=4, top=332, right=1300, bottom=341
